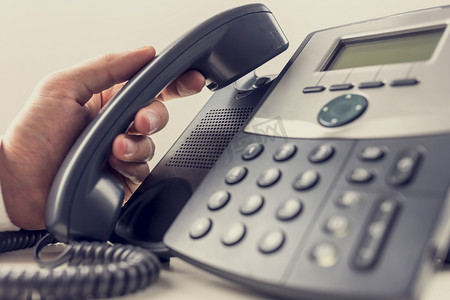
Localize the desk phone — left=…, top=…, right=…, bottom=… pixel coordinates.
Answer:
left=37, top=3, right=450, bottom=300
left=163, top=5, right=450, bottom=300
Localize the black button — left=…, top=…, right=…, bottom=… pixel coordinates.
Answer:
left=335, top=191, right=363, bottom=210
left=257, top=168, right=281, bottom=187
left=303, top=86, right=326, bottom=93
left=273, top=143, right=297, bottom=161
left=390, top=78, right=419, bottom=87
left=276, top=198, right=303, bottom=221
left=235, top=90, right=252, bottom=100
left=324, top=215, right=351, bottom=238
left=208, top=190, right=230, bottom=210
left=387, top=149, right=422, bottom=186
left=329, top=83, right=354, bottom=91
left=311, top=242, right=339, bottom=267
left=318, top=94, right=368, bottom=127
left=347, top=168, right=374, bottom=183
left=222, top=222, right=246, bottom=246
left=309, top=144, right=335, bottom=163
left=240, top=194, right=264, bottom=215
left=292, top=170, right=320, bottom=190
left=242, top=143, right=264, bottom=160
left=189, top=217, right=212, bottom=239
left=225, top=166, right=248, bottom=184
left=258, top=229, right=285, bottom=254
left=353, top=198, right=399, bottom=269
left=359, top=81, right=385, bottom=89
left=253, top=76, right=271, bottom=88
left=359, top=146, right=385, bottom=161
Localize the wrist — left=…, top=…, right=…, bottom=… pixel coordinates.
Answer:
left=0, top=136, right=20, bottom=231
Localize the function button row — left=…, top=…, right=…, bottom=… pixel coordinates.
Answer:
left=353, top=197, right=400, bottom=269
left=302, top=78, right=419, bottom=94
left=348, top=147, right=422, bottom=186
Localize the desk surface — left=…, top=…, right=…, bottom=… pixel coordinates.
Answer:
left=1, top=0, right=450, bottom=299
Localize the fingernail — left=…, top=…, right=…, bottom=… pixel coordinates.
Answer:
left=146, top=110, right=161, bottom=135
left=124, top=138, right=137, bottom=156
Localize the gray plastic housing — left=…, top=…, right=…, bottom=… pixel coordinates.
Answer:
left=46, top=3, right=288, bottom=242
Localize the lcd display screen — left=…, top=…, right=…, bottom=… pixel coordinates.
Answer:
left=324, top=27, right=445, bottom=70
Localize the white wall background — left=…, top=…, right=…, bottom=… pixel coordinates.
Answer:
left=0, top=0, right=448, bottom=164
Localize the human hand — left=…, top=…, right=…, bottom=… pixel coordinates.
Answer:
left=0, top=46, right=205, bottom=230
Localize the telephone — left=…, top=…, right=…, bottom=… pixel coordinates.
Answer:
left=40, top=3, right=450, bottom=300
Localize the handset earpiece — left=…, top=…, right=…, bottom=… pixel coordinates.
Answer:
left=46, top=3, right=288, bottom=242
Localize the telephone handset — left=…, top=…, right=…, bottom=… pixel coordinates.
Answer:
left=45, top=3, right=288, bottom=243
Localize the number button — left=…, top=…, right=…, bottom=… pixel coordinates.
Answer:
left=258, top=229, right=285, bottom=254
left=222, top=222, right=246, bottom=246
left=240, top=194, right=264, bottom=215
left=257, top=168, right=281, bottom=187
left=208, top=190, right=230, bottom=211
left=189, top=217, right=212, bottom=239
left=225, top=166, right=248, bottom=184
left=273, top=143, right=297, bottom=161
left=276, top=198, right=303, bottom=221
left=292, top=170, right=320, bottom=191
left=309, top=144, right=335, bottom=163
left=242, top=143, right=264, bottom=160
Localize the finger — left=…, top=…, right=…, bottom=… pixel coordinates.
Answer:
left=112, top=134, right=155, bottom=163
left=43, top=46, right=156, bottom=106
left=157, top=70, right=205, bottom=101
left=130, top=100, right=169, bottom=135
left=108, top=156, right=150, bottom=185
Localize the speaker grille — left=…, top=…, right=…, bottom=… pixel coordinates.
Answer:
left=165, top=107, right=254, bottom=169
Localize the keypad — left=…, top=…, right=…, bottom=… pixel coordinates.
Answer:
left=182, top=136, right=432, bottom=278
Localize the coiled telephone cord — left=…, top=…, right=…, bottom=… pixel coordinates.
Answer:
left=0, top=230, right=161, bottom=299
